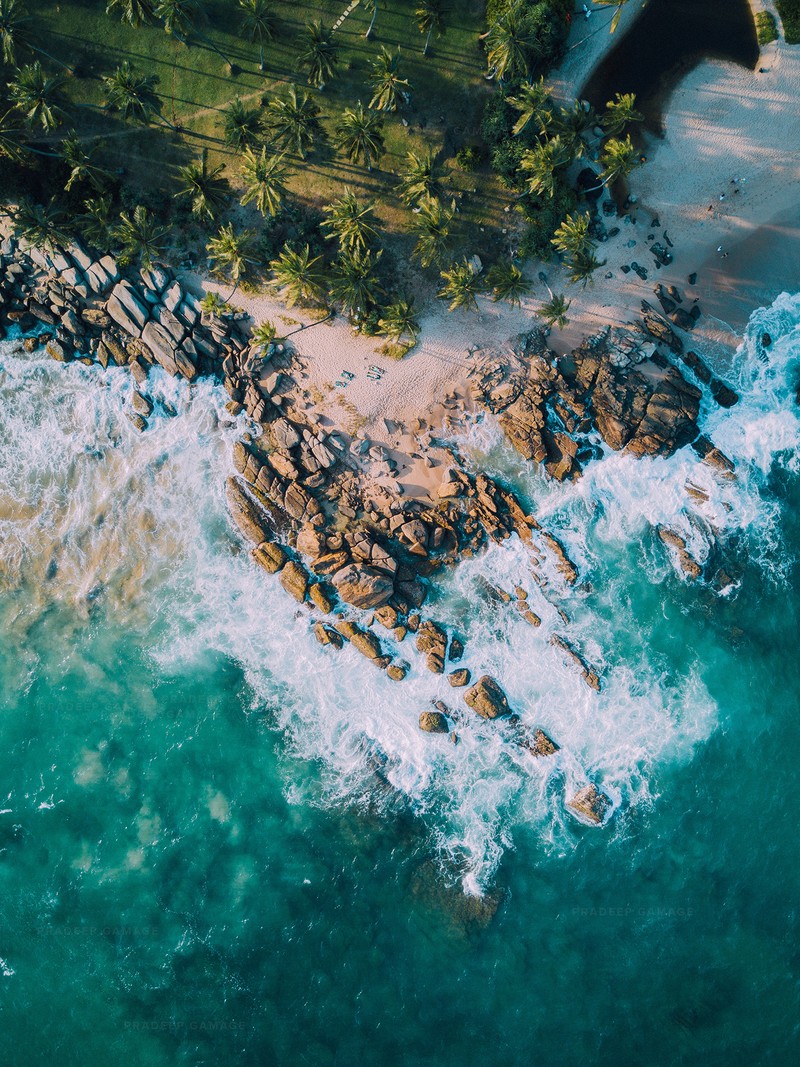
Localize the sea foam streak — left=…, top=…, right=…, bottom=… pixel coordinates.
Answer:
left=1, top=293, right=797, bottom=892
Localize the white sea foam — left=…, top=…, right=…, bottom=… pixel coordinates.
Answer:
left=1, top=293, right=798, bottom=892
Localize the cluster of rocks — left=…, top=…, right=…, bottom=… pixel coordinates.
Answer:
left=472, top=307, right=740, bottom=483
left=0, top=234, right=633, bottom=830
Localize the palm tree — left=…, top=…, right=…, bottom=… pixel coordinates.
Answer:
left=251, top=319, right=278, bottom=349
left=378, top=297, right=419, bottom=344
left=240, top=146, right=290, bottom=217
left=363, top=0, right=379, bottom=40
left=415, top=1, right=446, bottom=55
left=239, top=0, right=280, bottom=72
left=330, top=247, right=384, bottom=317
left=77, top=194, right=114, bottom=247
left=221, top=97, right=262, bottom=151
left=106, top=0, right=156, bottom=28
left=0, top=108, right=26, bottom=161
left=114, top=205, right=170, bottom=269
left=369, top=46, right=410, bottom=112
left=156, top=0, right=201, bottom=40
left=322, top=189, right=378, bottom=254
left=0, top=0, right=29, bottom=65
left=102, top=62, right=164, bottom=126
left=482, top=5, right=536, bottom=82
left=602, top=92, right=643, bottom=136
left=270, top=243, right=327, bottom=307
left=296, top=20, right=338, bottom=90
left=486, top=261, right=530, bottom=307
left=594, top=0, right=630, bottom=34
left=597, top=134, right=640, bottom=188
left=175, top=148, right=228, bottom=222
left=438, top=259, right=482, bottom=313
left=61, top=134, right=112, bottom=193
left=566, top=248, right=605, bottom=287
left=539, top=292, right=571, bottom=329
left=9, top=61, right=66, bottom=132
left=0, top=0, right=75, bottom=73
left=268, top=85, right=323, bottom=159
left=411, top=195, right=454, bottom=268
left=555, top=100, right=596, bottom=159
left=508, top=76, right=553, bottom=138
left=520, top=135, right=570, bottom=199
left=12, top=198, right=69, bottom=249
left=409, top=196, right=454, bottom=271
left=551, top=211, right=593, bottom=259
left=206, top=222, right=257, bottom=295
left=335, top=102, right=385, bottom=170
left=397, top=149, right=443, bottom=205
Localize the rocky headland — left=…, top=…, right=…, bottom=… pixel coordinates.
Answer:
left=0, top=232, right=745, bottom=826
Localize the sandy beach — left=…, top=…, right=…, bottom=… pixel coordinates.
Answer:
left=177, top=0, right=799, bottom=446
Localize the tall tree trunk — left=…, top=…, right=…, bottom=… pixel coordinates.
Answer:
left=424, top=27, right=432, bottom=55
left=365, top=3, right=378, bottom=39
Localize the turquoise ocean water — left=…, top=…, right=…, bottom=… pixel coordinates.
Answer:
left=1, top=294, right=799, bottom=1065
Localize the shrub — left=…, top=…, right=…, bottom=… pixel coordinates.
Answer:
left=756, top=11, right=778, bottom=45
left=455, top=145, right=485, bottom=171
left=519, top=177, right=577, bottom=260
left=776, top=1, right=800, bottom=43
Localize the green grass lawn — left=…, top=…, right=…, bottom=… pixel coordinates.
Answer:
left=22, top=0, right=516, bottom=282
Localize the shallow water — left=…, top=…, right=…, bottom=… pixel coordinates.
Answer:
left=1, top=292, right=799, bottom=1064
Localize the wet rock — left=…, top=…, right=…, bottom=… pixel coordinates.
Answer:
left=549, top=636, right=601, bottom=691
left=252, top=540, right=287, bottom=574
left=45, top=338, right=71, bottom=362
left=332, top=564, right=394, bottom=609
left=131, top=391, right=152, bottom=417
left=386, top=663, right=407, bottom=681
left=416, top=620, right=448, bottom=674
left=448, top=668, right=471, bottom=687
left=225, top=477, right=271, bottom=545
left=657, top=527, right=703, bottom=580
left=127, top=412, right=146, bottom=432
left=419, top=710, right=449, bottom=733
left=567, top=784, right=612, bottom=825
left=710, top=379, right=739, bottom=408
left=335, top=620, right=384, bottom=663
left=280, top=559, right=309, bottom=603
left=314, top=623, right=344, bottom=650
left=308, top=582, right=335, bottom=614
left=449, top=637, right=464, bottom=661
left=515, top=601, right=541, bottom=627
left=464, top=675, right=511, bottom=719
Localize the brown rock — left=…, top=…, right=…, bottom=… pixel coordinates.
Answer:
left=308, top=582, right=335, bottom=614
left=386, top=663, right=407, bottom=681
left=280, top=559, right=308, bottom=603
left=448, top=669, right=471, bottom=687
left=464, top=675, right=511, bottom=719
left=567, top=784, right=612, bottom=825
left=314, top=623, right=344, bottom=650
left=449, top=637, right=464, bottom=661
left=419, top=710, right=449, bottom=733
left=225, top=477, right=270, bottom=545
left=335, top=620, right=384, bottom=662
left=549, top=635, right=601, bottom=691
left=252, top=541, right=287, bottom=574
left=331, top=564, right=394, bottom=609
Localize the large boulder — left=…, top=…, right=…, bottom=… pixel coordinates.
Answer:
left=225, top=477, right=270, bottom=545
left=567, top=784, right=611, bottom=825
left=464, top=675, right=511, bottom=719
left=280, top=559, right=308, bottom=603
left=332, top=564, right=394, bottom=609
left=419, top=710, right=449, bottom=733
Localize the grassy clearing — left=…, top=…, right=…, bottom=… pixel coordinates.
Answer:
left=755, top=10, right=778, bottom=45
left=17, top=0, right=515, bottom=277
left=776, top=0, right=800, bottom=43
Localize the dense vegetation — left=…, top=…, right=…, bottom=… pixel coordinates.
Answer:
left=755, top=10, right=778, bottom=46
left=0, top=0, right=643, bottom=341
left=776, top=0, right=800, bottom=44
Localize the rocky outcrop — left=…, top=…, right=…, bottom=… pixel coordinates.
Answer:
left=226, top=477, right=271, bottom=546
left=657, top=527, right=703, bottom=580
left=549, top=635, right=601, bottom=691
left=419, top=710, right=449, bottom=733
left=567, top=784, right=612, bottom=825
left=415, top=620, right=448, bottom=674
left=464, top=675, right=511, bottom=720
left=332, top=563, right=394, bottom=609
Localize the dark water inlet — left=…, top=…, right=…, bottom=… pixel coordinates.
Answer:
left=581, top=0, right=759, bottom=132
